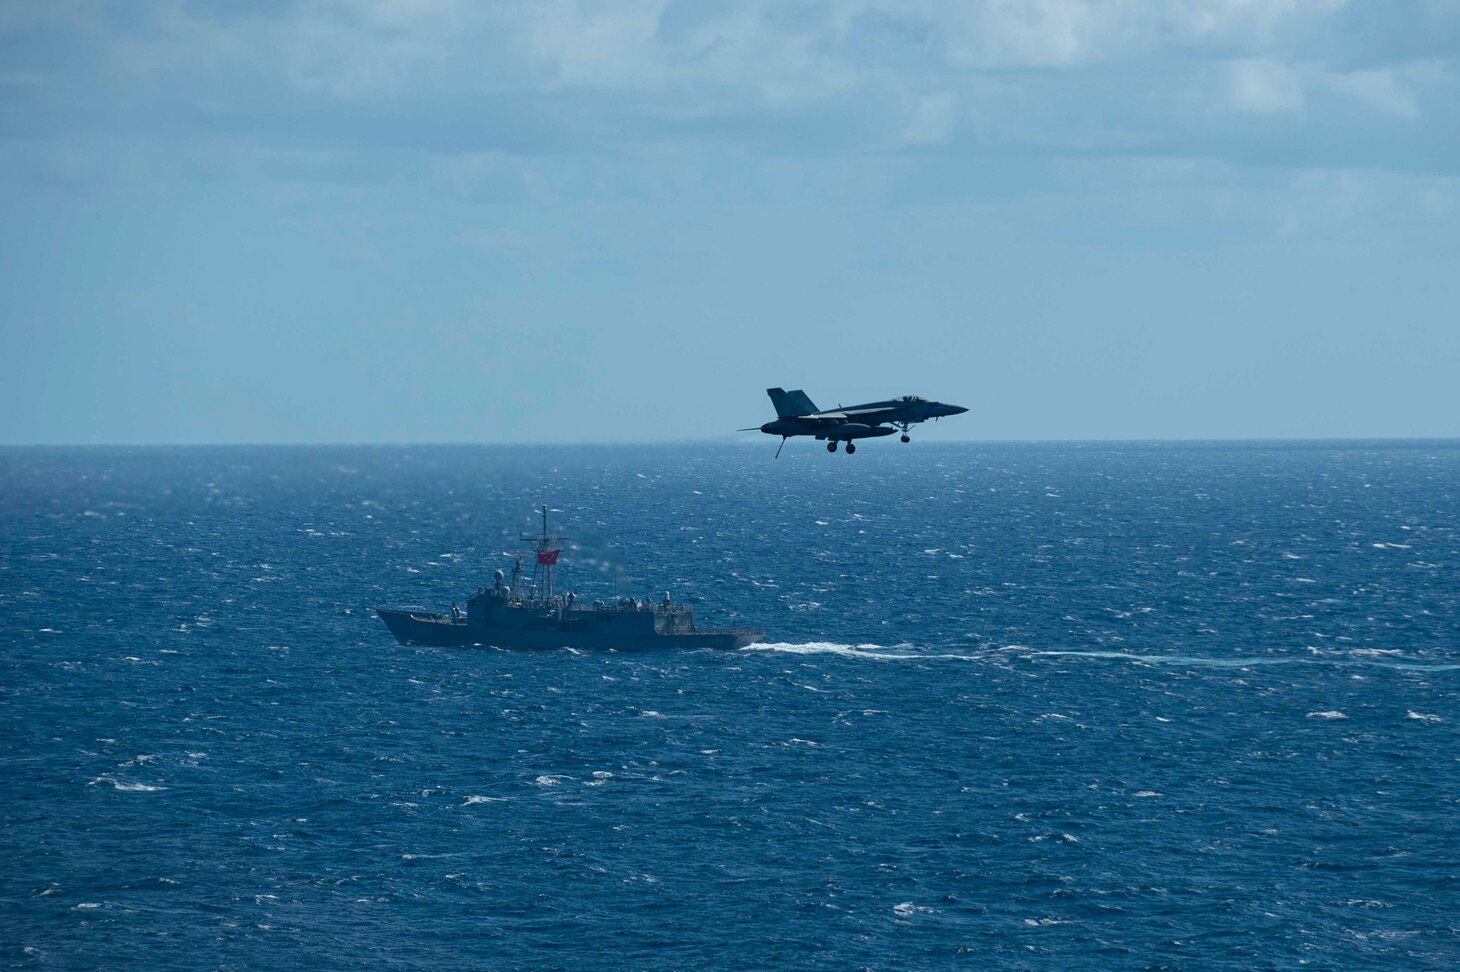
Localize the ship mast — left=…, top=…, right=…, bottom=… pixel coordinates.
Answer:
left=521, top=505, right=568, bottom=601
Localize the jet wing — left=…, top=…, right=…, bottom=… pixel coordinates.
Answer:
left=810, top=407, right=895, bottom=421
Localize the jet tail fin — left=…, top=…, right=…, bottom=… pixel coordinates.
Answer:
left=767, top=387, right=819, bottom=418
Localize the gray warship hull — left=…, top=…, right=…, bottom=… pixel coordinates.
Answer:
left=375, top=506, right=764, bottom=652
left=376, top=606, right=763, bottom=651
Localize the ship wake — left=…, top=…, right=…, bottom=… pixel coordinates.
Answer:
left=743, top=642, right=983, bottom=662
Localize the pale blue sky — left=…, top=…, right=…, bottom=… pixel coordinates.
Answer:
left=2, top=1, right=1457, bottom=443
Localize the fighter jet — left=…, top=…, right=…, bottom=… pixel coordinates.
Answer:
left=744, top=387, right=969, bottom=457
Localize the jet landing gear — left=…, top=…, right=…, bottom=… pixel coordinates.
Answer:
left=845, top=442, right=856, bottom=454
left=895, top=422, right=912, bottom=444
left=900, top=434, right=911, bottom=443
left=827, top=440, right=838, bottom=453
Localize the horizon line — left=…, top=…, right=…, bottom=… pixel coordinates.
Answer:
left=4, top=436, right=1459, bottom=449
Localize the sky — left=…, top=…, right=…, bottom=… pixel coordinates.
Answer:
left=2, top=0, right=1458, bottom=444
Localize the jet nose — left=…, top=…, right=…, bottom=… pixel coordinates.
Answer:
left=942, top=404, right=969, bottom=416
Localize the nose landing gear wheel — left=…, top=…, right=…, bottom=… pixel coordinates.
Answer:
left=827, top=440, right=838, bottom=453
left=900, top=434, right=910, bottom=443
left=845, top=442, right=856, bottom=454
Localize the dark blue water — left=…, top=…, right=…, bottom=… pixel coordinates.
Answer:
left=3, top=443, right=1458, bottom=970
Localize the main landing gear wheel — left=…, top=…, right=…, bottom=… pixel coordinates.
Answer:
left=900, top=434, right=911, bottom=443
left=845, top=442, right=856, bottom=454
left=827, top=440, right=838, bottom=453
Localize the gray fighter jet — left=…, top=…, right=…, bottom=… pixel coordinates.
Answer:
left=745, top=387, right=969, bottom=456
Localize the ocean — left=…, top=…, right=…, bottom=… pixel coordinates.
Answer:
left=2, top=442, right=1457, bottom=970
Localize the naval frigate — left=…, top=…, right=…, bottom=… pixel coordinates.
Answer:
left=375, top=507, right=764, bottom=651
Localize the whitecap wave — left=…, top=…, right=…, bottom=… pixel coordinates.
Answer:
left=89, top=775, right=166, bottom=792
left=118, top=782, right=165, bottom=793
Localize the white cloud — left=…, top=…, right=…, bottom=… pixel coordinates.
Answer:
left=942, top=0, right=1114, bottom=70
left=520, top=3, right=666, bottom=91
left=1221, top=57, right=1439, bottom=120
left=69, top=1, right=1373, bottom=103
left=1226, top=58, right=1307, bottom=114
left=938, top=0, right=1355, bottom=71
left=1166, top=0, right=1352, bottom=47
left=6, top=0, right=1457, bottom=179
left=1320, top=67, right=1419, bottom=119
left=900, top=90, right=959, bottom=145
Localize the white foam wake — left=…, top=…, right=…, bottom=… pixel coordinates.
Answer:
left=1028, top=649, right=1460, bottom=671
left=745, top=643, right=1460, bottom=671
left=742, top=642, right=1460, bottom=673
left=742, top=642, right=982, bottom=662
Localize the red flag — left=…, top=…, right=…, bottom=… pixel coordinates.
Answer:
left=537, top=549, right=561, bottom=566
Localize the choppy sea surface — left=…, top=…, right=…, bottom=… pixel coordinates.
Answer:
left=3, top=442, right=1458, bottom=970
